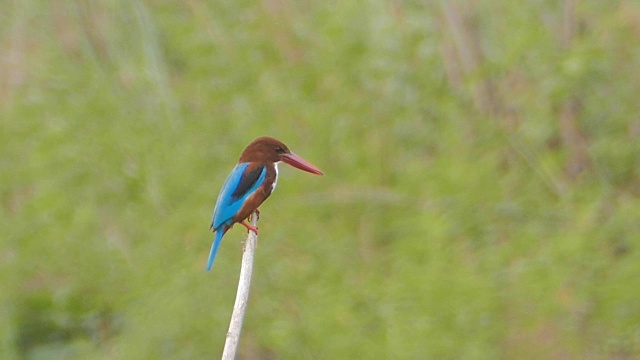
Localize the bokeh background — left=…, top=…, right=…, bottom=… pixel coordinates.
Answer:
left=2, top=0, right=640, bottom=359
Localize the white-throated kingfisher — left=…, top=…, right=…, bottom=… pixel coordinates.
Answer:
left=206, top=136, right=323, bottom=271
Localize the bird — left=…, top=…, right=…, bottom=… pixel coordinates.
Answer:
left=206, top=136, right=323, bottom=271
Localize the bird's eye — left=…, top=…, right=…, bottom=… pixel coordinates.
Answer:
left=275, top=146, right=285, bottom=154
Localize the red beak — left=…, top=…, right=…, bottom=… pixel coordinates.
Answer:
left=282, top=152, right=324, bottom=175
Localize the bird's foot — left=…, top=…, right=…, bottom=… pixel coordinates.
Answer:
left=248, top=209, right=260, bottom=221
left=240, top=220, right=259, bottom=234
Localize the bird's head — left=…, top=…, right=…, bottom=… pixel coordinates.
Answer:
left=239, top=137, right=323, bottom=175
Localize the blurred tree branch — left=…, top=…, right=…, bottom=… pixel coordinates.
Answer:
left=439, top=0, right=503, bottom=118
left=437, top=0, right=593, bottom=191
left=1, top=2, right=26, bottom=109
left=559, top=0, right=592, bottom=180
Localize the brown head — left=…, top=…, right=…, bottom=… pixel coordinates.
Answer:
left=239, top=137, right=323, bottom=175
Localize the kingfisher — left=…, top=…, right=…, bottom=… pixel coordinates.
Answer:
left=206, top=136, right=323, bottom=271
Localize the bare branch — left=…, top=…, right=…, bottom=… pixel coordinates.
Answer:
left=221, top=211, right=259, bottom=360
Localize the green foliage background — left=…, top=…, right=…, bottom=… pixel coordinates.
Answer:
left=2, top=0, right=640, bottom=359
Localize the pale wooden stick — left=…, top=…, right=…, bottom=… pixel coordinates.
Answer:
left=221, top=211, right=258, bottom=360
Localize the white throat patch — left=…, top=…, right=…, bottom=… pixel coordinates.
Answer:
left=272, top=162, right=279, bottom=192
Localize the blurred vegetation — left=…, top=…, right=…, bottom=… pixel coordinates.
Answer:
left=1, top=0, right=640, bottom=359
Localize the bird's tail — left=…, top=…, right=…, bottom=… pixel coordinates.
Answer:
left=206, top=229, right=224, bottom=271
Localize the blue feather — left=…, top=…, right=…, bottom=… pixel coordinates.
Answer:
left=206, top=230, right=224, bottom=271
left=211, top=163, right=266, bottom=230
left=207, top=162, right=266, bottom=270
